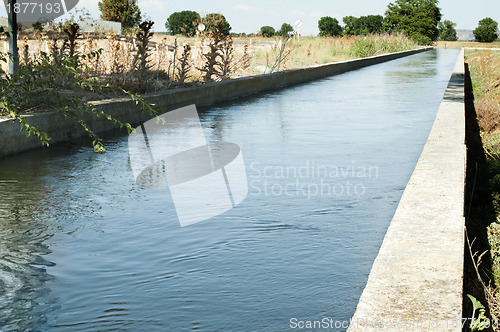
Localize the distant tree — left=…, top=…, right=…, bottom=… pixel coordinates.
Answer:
left=204, top=13, right=231, bottom=35
left=358, top=15, right=384, bottom=35
left=260, top=26, right=275, bottom=38
left=318, top=16, right=342, bottom=36
left=473, top=17, right=499, bottom=43
left=343, top=16, right=359, bottom=35
left=343, top=15, right=383, bottom=35
left=384, top=0, right=442, bottom=45
left=438, top=19, right=458, bottom=41
left=98, top=0, right=141, bottom=29
left=279, top=22, right=294, bottom=37
left=165, top=10, right=200, bottom=36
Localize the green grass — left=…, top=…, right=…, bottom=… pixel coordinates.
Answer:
left=277, top=33, right=418, bottom=70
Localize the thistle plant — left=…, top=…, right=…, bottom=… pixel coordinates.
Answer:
left=21, top=36, right=29, bottom=65
left=198, top=21, right=225, bottom=82
left=63, top=23, right=81, bottom=59
left=176, top=44, right=192, bottom=84
left=217, top=35, right=234, bottom=80
left=134, top=21, right=154, bottom=75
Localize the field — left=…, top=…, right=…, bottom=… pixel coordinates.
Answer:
left=436, top=41, right=500, bottom=49
left=0, top=31, right=418, bottom=92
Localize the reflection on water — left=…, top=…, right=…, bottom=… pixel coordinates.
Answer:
left=0, top=159, right=56, bottom=331
left=0, top=49, right=460, bottom=331
left=384, top=50, right=438, bottom=82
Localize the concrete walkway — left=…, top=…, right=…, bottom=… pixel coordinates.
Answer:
left=348, top=50, right=466, bottom=331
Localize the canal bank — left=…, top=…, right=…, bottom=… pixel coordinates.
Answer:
left=0, top=47, right=430, bottom=159
left=348, top=50, right=465, bottom=331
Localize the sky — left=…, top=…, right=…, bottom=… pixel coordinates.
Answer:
left=1, top=0, right=499, bottom=35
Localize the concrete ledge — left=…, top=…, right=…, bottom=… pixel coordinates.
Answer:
left=0, top=47, right=430, bottom=159
left=348, top=50, right=465, bottom=331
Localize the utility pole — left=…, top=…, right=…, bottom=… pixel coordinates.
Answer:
left=8, top=0, right=18, bottom=75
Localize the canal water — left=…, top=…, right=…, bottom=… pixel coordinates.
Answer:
left=0, top=49, right=460, bottom=331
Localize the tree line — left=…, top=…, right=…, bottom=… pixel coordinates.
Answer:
left=316, top=0, right=497, bottom=44
left=97, top=0, right=499, bottom=44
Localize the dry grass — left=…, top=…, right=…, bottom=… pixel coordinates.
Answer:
left=1, top=31, right=418, bottom=87
left=249, top=33, right=417, bottom=73
left=437, top=41, right=500, bottom=49
left=467, top=50, right=500, bottom=134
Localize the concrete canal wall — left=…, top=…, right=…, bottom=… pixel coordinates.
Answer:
left=0, top=47, right=430, bottom=159
left=348, top=49, right=466, bottom=331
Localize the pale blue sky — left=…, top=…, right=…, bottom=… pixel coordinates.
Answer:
left=1, top=0, right=499, bottom=35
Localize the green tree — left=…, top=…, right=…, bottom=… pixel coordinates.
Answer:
left=165, top=10, right=200, bottom=36
left=343, top=16, right=359, bottom=35
left=384, top=0, right=442, bottom=45
left=279, top=22, right=294, bottom=37
left=473, top=17, right=499, bottom=43
left=98, top=0, right=141, bottom=29
left=204, top=13, right=231, bottom=35
left=343, top=15, right=383, bottom=35
left=318, top=16, right=342, bottom=36
left=260, top=26, right=275, bottom=38
left=438, top=19, right=458, bottom=41
left=358, top=15, right=384, bottom=35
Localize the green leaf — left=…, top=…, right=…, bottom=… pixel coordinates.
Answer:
left=467, top=294, right=485, bottom=311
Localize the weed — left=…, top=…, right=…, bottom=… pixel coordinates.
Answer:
left=198, top=21, right=225, bottom=82
left=218, top=35, right=234, bottom=80
left=176, top=44, right=192, bottom=84
left=21, top=36, right=29, bottom=65
left=134, top=21, right=154, bottom=74
left=63, top=23, right=81, bottom=59
left=265, top=36, right=293, bottom=73
left=467, top=295, right=490, bottom=331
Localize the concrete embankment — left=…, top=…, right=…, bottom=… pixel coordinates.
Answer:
left=0, top=48, right=430, bottom=159
left=348, top=49, right=466, bottom=331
